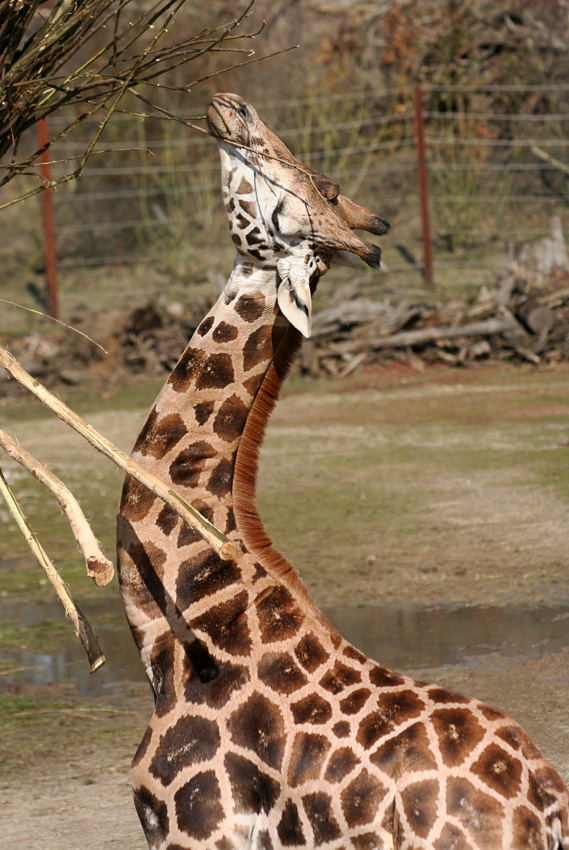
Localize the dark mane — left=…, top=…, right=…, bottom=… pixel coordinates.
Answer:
left=232, top=324, right=315, bottom=604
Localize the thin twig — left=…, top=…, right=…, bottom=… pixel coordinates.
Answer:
left=0, top=468, right=105, bottom=673
left=0, top=348, right=235, bottom=562
left=0, top=299, right=108, bottom=355
left=0, top=666, right=39, bottom=677
left=1, top=0, right=274, bottom=203
left=531, top=144, right=569, bottom=176
left=0, top=428, right=114, bottom=586
left=0, top=706, right=137, bottom=721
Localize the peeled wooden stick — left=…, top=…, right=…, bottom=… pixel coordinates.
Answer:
left=0, top=467, right=105, bottom=673
left=0, top=347, right=235, bottom=562
left=0, top=427, right=114, bottom=586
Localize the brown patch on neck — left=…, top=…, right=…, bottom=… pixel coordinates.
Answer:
left=232, top=324, right=308, bottom=592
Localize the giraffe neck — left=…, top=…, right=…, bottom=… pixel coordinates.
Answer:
left=117, top=256, right=319, bottom=683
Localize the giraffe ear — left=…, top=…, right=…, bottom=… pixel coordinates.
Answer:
left=276, top=258, right=312, bottom=338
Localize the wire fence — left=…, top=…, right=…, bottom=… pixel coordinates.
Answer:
left=4, top=82, right=569, bottom=314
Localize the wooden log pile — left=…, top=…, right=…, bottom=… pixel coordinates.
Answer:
left=2, top=257, right=569, bottom=393
left=297, top=262, right=569, bottom=378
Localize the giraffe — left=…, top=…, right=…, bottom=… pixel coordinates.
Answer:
left=117, top=93, right=569, bottom=850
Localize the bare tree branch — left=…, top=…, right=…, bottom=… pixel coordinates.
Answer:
left=0, top=468, right=105, bottom=673
left=0, top=427, right=114, bottom=586
left=0, top=0, right=267, bottom=201
left=0, top=347, right=236, bottom=563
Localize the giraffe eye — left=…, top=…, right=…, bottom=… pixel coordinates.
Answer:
left=237, top=104, right=249, bottom=121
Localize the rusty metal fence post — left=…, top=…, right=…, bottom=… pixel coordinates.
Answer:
left=413, top=82, right=434, bottom=288
left=37, top=118, right=59, bottom=318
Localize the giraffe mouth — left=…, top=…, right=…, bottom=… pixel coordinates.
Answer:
left=206, top=103, right=229, bottom=140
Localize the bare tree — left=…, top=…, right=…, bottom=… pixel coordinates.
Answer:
left=0, top=0, right=266, bottom=207
left=0, top=0, right=268, bottom=667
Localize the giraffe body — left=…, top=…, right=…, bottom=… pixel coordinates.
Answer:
left=117, top=95, right=569, bottom=850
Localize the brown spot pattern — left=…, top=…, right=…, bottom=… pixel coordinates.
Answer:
left=243, top=374, right=263, bottom=396
left=213, top=321, right=239, bottom=343
left=150, top=632, right=176, bottom=717
left=447, top=776, right=504, bottom=846
left=343, top=646, right=367, bottom=664
left=341, top=769, right=386, bottom=827
left=225, top=507, right=236, bottom=534
left=245, top=226, right=262, bottom=245
left=119, top=522, right=167, bottom=617
left=258, top=652, right=308, bottom=694
left=176, top=548, right=240, bottom=611
left=195, top=400, right=215, bottom=425
left=295, top=633, right=329, bottom=672
left=512, top=805, right=544, bottom=848
left=195, top=352, right=235, bottom=390
left=427, top=687, right=470, bottom=704
left=528, top=767, right=567, bottom=811
left=239, top=199, right=257, bottom=217
left=243, top=324, right=274, bottom=372
left=206, top=456, right=234, bottom=497
left=356, top=710, right=393, bottom=749
left=433, top=823, right=471, bottom=850
left=291, top=693, right=333, bottom=725
left=150, top=715, right=220, bottom=785
left=431, top=707, right=486, bottom=767
left=380, top=689, right=425, bottom=724
left=156, top=505, right=177, bottom=537
left=256, top=586, right=304, bottom=643
left=137, top=412, right=188, bottom=459
left=353, top=834, right=384, bottom=850
left=371, top=722, right=437, bottom=779
left=234, top=293, right=265, bottom=322
left=324, top=747, right=359, bottom=783
left=277, top=801, right=305, bottom=847
left=224, top=752, right=280, bottom=815
left=471, top=742, right=522, bottom=798
left=237, top=176, right=253, bottom=195
left=184, top=660, right=249, bottom=710
left=191, top=591, right=251, bottom=656
left=257, top=830, right=273, bottom=850
left=169, top=440, right=216, bottom=488
left=401, top=779, right=439, bottom=839
left=197, top=316, right=214, bottom=336
left=133, top=786, right=170, bottom=847
left=340, top=688, right=371, bottom=715
left=120, top=477, right=156, bottom=523
left=319, top=661, right=361, bottom=695
left=368, top=665, right=405, bottom=688
left=227, top=692, right=285, bottom=770
left=303, top=792, right=342, bottom=845
left=175, top=770, right=224, bottom=840
left=168, top=346, right=205, bottom=393
left=213, top=394, right=249, bottom=442
left=479, top=705, right=507, bottom=722
left=496, top=725, right=540, bottom=760
left=288, top=732, right=331, bottom=788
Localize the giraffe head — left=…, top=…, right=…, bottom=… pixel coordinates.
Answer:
left=207, top=93, right=390, bottom=337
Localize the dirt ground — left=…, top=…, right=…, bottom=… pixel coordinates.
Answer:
left=1, top=364, right=569, bottom=848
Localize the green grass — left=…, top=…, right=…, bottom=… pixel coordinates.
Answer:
left=1, top=364, right=569, bottom=626
left=0, top=376, right=164, bottom=426
left=0, top=619, right=72, bottom=651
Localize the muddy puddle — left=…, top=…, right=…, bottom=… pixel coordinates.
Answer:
left=1, top=596, right=568, bottom=700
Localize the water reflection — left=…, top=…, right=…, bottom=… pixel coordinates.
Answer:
left=1, top=596, right=568, bottom=699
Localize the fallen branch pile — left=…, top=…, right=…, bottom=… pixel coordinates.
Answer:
left=298, top=262, right=569, bottom=378
left=2, top=253, right=569, bottom=392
